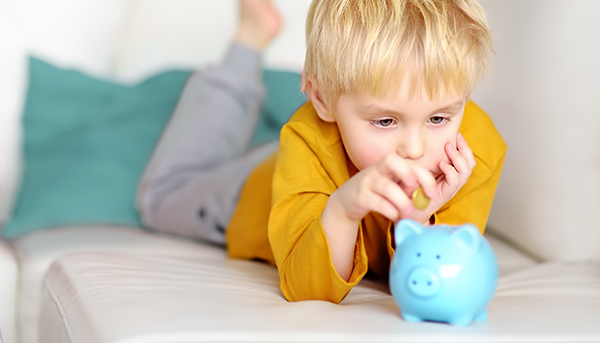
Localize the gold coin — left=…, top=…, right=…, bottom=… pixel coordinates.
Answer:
left=412, top=187, right=430, bottom=210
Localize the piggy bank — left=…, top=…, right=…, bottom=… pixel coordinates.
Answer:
left=389, top=219, right=498, bottom=326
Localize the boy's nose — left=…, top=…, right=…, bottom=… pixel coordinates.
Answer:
left=397, top=135, right=425, bottom=160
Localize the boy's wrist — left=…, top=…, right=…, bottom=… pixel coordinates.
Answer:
left=322, top=192, right=360, bottom=230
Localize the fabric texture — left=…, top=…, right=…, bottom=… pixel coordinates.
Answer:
left=2, top=57, right=305, bottom=238
left=226, top=101, right=507, bottom=303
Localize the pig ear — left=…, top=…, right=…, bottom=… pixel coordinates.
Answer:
left=395, top=219, right=424, bottom=247
left=452, top=224, right=481, bottom=254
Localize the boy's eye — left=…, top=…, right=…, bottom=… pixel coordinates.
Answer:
left=429, top=116, right=447, bottom=125
left=372, top=118, right=396, bottom=128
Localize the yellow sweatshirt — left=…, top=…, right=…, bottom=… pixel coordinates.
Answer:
left=226, top=100, right=506, bottom=303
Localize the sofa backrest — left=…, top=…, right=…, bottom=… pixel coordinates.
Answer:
left=475, top=0, right=600, bottom=262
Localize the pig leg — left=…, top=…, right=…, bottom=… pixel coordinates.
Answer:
left=474, top=310, right=488, bottom=322
left=401, top=313, right=423, bottom=323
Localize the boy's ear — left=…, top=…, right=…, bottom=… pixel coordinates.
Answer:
left=303, top=76, right=336, bottom=123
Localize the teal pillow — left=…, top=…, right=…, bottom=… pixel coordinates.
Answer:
left=248, top=70, right=306, bottom=149
left=1, top=57, right=305, bottom=238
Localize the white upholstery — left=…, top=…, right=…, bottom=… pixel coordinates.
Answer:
left=9, top=226, right=220, bottom=343
left=474, top=0, right=600, bottom=262
left=0, top=239, right=18, bottom=343
left=13, top=227, right=532, bottom=343
left=36, top=228, right=600, bottom=343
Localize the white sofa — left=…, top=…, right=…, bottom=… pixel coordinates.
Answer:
left=1, top=1, right=600, bottom=343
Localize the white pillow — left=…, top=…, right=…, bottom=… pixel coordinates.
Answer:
left=0, top=0, right=134, bottom=225
left=474, top=0, right=600, bottom=262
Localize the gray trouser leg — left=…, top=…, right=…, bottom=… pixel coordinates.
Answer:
left=138, top=43, right=276, bottom=245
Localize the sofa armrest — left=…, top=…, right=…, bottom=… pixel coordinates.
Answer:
left=0, top=239, right=17, bottom=343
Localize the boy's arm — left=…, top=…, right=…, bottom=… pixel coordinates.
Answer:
left=268, top=122, right=369, bottom=303
left=269, top=192, right=369, bottom=303
left=137, top=47, right=265, bottom=239
left=320, top=153, right=438, bottom=281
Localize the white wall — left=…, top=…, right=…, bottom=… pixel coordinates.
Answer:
left=113, top=0, right=313, bottom=80
left=474, top=0, right=600, bottom=261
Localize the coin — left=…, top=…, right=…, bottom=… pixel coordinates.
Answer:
left=412, top=186, right=430, bottom=210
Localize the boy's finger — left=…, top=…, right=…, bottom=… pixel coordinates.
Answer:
left=372, top=196, right=401, bottom=222
left=445, top=142, right=470, bottom=175
left=410, top=164, right=437, bottom=199
left=457, top=132, right=476, bottom=169
left=371, top=177, right=412, bottom=210
left=369, top=179, right=409, bottom=220
left=378, top=155, right=418, bottom=188
left=440, top=161, right=460, bottom=188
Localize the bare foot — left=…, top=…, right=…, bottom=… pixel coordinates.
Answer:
left=235, top=0, right=282, bottom=51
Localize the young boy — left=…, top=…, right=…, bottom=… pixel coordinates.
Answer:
left=139, top=0, right=506, bottom=304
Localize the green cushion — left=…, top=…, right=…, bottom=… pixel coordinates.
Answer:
left=248, top=70, right=305, bottom=149
left=1, top=57, right=305, bottom=238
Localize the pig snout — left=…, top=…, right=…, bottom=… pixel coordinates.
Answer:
left=407, top=268, right=441, bottom=298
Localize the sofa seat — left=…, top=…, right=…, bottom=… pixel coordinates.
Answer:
left=30, top=227, right=600, bottom=343
left=9, top=226, right=217, bottom=343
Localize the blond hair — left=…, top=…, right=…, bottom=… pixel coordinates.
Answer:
left=302, top=0, right=493, bottom=107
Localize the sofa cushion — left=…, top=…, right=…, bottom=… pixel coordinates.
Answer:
left=10, top=226, right=214, bottom=343
left=0, top=0, right=135, bottom=227
left=39, top=239, right=599, bottom=343
left=1, top=58, right=306, bottom=239
left=1, top=58, right=190, bottom=238
left=11, top=226, right=534, bottom=343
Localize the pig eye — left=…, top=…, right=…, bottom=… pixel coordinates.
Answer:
left=436, top=255, right=441, bottom=260
left=416, top=252, right=421, bottom=258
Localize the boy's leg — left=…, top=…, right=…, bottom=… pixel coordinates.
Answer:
left=139, top=43, right=267, bottom=244
left=138, top=0, right=282, bottom=245
left=146, top=42, right=264, bottom=177
left=141, top=142, right=278, bottom=245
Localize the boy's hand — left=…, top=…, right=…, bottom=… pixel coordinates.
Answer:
left=326, top=153, right=437, bottom=226
left=326, top=132, right=476, bottom=226
left=322, top=150, right=436, bottom=281
left=430, top=132, right=476, bottom=214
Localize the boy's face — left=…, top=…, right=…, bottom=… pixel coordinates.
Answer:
left=327, top=82, right=466, bottom=179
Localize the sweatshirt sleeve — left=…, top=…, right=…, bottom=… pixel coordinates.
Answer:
left=268, top=118, right=368, bottom=303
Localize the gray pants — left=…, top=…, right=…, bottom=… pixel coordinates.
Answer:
left=137, top=43, right=278, bottom=245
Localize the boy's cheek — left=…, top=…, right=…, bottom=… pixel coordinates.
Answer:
left=350, top=137, right=395, bottom=169
left=425, top=145, right=452, bottom=176
left=345, top=145, right=380, bottom=171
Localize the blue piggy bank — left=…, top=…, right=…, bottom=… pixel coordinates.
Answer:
left=389, top=219, right=498, bottom=326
